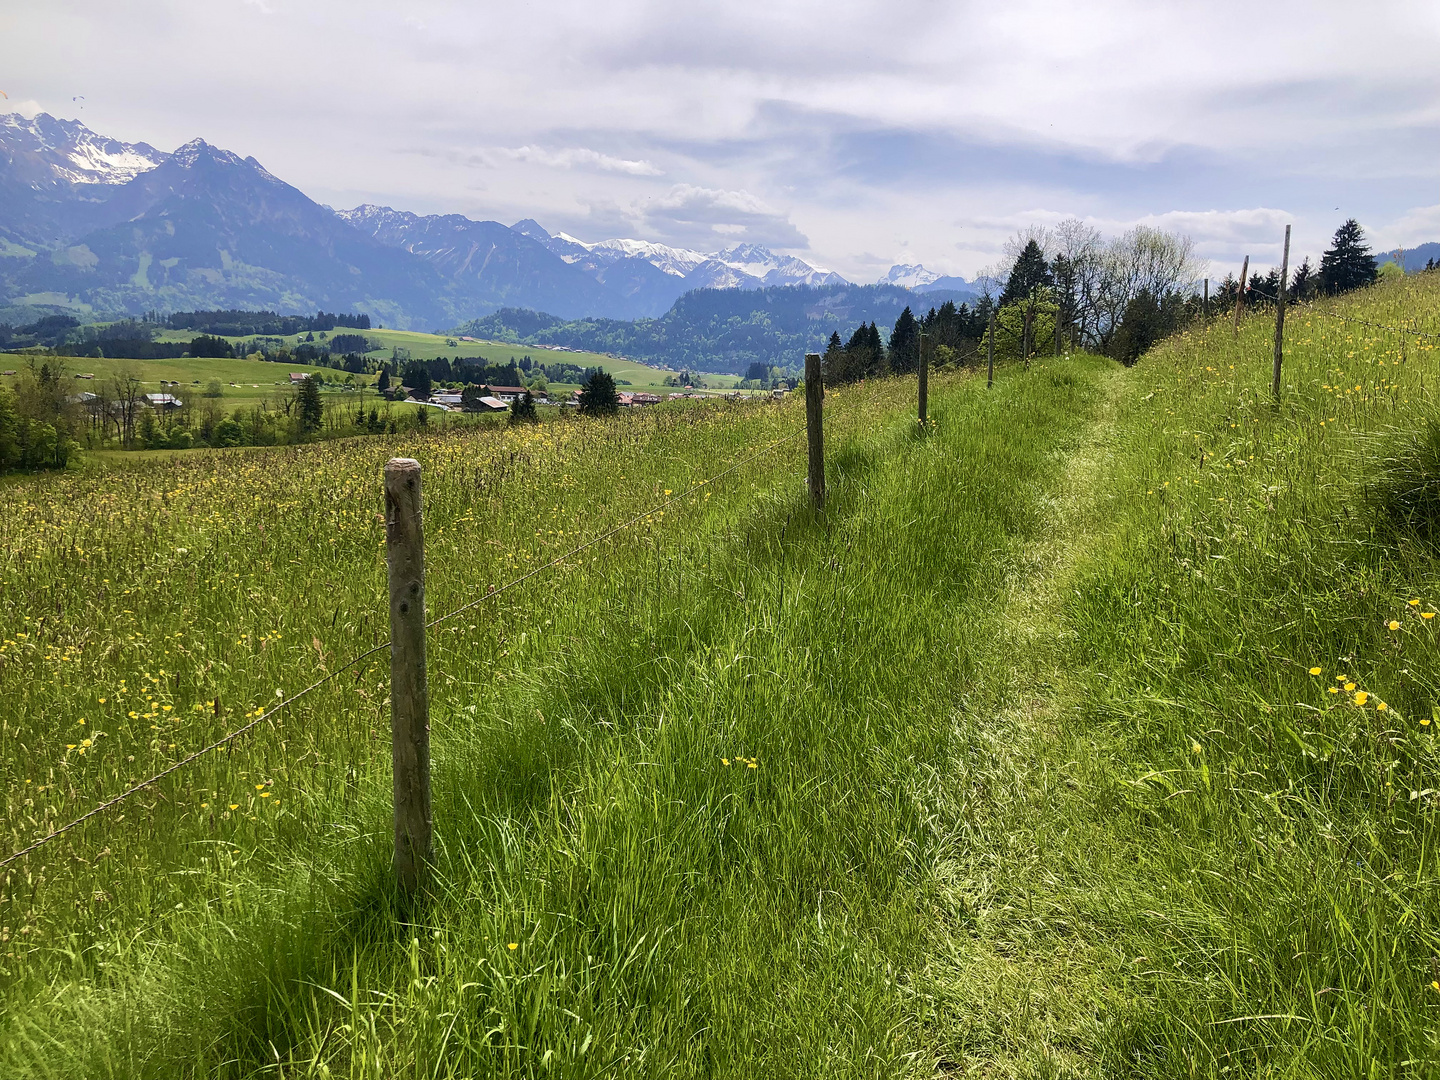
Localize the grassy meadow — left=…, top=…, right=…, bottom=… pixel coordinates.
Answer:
left=2, top=270, right=1440, bottom=1076
left=146, top=326, right=744, bottom=394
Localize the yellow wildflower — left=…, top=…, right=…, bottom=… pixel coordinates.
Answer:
left=1309, top=667, right=1322, bottom=676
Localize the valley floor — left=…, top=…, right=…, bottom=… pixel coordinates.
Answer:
left=4, top=273, right=1440, bottom=1077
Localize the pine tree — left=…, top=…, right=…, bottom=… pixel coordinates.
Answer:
left=889, top=307, right=919, bottom=374
left=1290, top=257, right=1316, bottom=299
left=298, top=376, right=323, bottom=433
left=377, top=366, right=390, bottom=393
left=1320, top=219, right=1377, bottom=295
left=822, top=332, right=848, bottom=384
left=578, top=370, right=619, bottom=415
left=509, top=390, right=538, bottom=424
left=999, top=240, right=1053, bottom=307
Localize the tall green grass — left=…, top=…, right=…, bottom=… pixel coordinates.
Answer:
left=918, top=274, right=1440, bottom=1077
left=1, top=359, right=1112, bottom=1076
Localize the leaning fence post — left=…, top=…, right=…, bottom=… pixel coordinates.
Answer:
left=917, top=331, right=929, bottom=425
left=1233, top=255, right=1249, bottom=336
left=804, top=352, right=825, bottom=508
left=986, top=310, right=996, bottom=389
left=1271, top=224, right=1291, bottom=400
left=384, top=457, right=432, bottom=896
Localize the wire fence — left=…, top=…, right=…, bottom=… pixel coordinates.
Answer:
left=0, top=426, right=807, bottom=873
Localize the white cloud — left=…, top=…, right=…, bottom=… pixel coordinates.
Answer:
left=1, top=99, right=49, bottom=120
left=2, top=0, right=1437, bottom=277
left=499, top=145, right=661, bottom=176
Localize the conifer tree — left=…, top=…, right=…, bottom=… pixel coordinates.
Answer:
left=1319, top=219, right=1377, bottom=295
left=999, top=240, right=1053, bottom=307
left=298, top=375, right=323, bottom=433
left=578, top=370, right=619, bottom=415
left=1290, top=257, right=1316, bottom=299
left=889, top=307, right=919, bottom=374
left=509, top=390, right=538, bottom=424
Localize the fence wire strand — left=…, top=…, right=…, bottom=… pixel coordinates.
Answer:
left=1242, top=286, right=1439, bottom=340
left=0, top=426, right=806, bottom=872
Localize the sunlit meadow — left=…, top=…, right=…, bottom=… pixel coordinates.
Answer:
left=4, top=271, right=1440, bottom=1077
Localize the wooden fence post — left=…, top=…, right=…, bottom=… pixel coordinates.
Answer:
left=804, top=352, right=825, bottom=508
left=1271, top=224, right=1291, bottom=400
left=384, top=457, right=432, bottom=896
left=1023, top=289, right=1035, bottom=369
left=1233, top=255, right=1249, bottom=336
left=1203, top=278, right=1209, bottom=320
left=986, top=310, right=996, bottom=389
left=918, top=331, right=929, bottom=425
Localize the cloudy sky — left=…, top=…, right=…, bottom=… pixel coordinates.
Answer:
left=4, top=0, right=1438, bottom=280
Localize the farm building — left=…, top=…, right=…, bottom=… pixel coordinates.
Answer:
left=143, top=393, right=183, bottom=410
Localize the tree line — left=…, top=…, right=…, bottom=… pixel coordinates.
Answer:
left=821, top=217, right=1406, bottom=383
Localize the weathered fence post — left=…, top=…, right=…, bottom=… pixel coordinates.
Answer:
left=1233, top=255, right=1249, bottom=336
left=384, top=457, right=432, bottom=896
left=1271, top=224, right=1291, bottom=400
left=1023, top=288, right=1035, bottom=369
left=918, top=331, right=929, bottom=425
left=1203, top=278, right=1209, bottom=320
left=804, top=352, right=825, bottom=508
left=986, top=310, right=996, bottom=389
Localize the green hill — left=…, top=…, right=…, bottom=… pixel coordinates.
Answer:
left=3, top=272, right=1440, bottom=1076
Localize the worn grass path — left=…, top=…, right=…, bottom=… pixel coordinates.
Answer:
left=916, top=357, right=1134, bottom=1077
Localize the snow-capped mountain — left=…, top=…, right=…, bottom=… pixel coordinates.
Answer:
left=879, top=264, right=940, bottom=289
left=0, top=113, right=972, bottom=326
left=712, top=243, right=846, bottom=287
left=0, top=111, right=168, bottom=188
left=878, top=263, right=976, bottom=297
left=516, top=221, right=846, bottom=293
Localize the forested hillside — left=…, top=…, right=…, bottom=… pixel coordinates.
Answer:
left=452, top=283, right=974, bottom=373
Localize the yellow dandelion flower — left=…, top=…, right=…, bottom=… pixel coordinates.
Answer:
left=1377, top=702, right=1388, bottom=712
left=259, top=792, right=271, bottom=798
left=1344, top=683, right=1356, bottom=692
left=748, top=761, right=758, bottom=769
left=1410, top=599, right=1421, bottom=606
left=1425, top=613, right=1436, bottom=620
left=229, top=803, right=239, bottom=810
left=721, top=758, right=729, bottom=765
left=1309, top=667, right=1322, bottom=676
left=1355, top=691, right=1369, bottom=706
left=1388, top=620, right=1400, bottom=631
left=507, top=942, right=518, bottom=951
left=1328, top=688, right=1339, bottom=694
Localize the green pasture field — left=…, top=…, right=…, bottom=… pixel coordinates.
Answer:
left=4, top=271, right=1440, bottom=1077
left=0, top=353, right=394, bottom=413
left=148, top=325, right=747, bottom=394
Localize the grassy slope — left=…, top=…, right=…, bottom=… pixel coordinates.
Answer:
left=0, top=360, right=1109, bottom=1076
left=6, top=272, right=1440, bottom=1077
left=924, top=273, right=1440, bottom=1076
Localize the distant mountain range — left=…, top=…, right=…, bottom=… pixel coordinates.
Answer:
left=0, top=111, right=974, bottom=331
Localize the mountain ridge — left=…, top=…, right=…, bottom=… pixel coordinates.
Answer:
left=0, top=111, right=975, bottom=327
